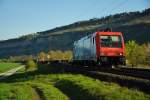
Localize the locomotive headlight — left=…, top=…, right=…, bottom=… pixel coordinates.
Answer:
left=119, top=53, right=123, bottom=56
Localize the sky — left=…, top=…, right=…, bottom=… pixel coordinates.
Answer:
left=0, top=0, right=150, bottom=40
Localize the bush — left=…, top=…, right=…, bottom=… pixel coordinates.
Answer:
left=125, top=41, right=145, bottom=67
left=25, top=60, right=37, bottom=71
left=143, top=43, right=150, bottom=65
left=38, top=51, right=46, bottom=62
left=47, top=50, right=73, bottom=61
left=125, top=41, right=150, bottom=67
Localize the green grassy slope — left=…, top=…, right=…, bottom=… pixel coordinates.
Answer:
left=0, top=64, right=150, bottom=100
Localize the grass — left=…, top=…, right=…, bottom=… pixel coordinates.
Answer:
left=0, top=63, right=150, bottom=100
left=36, top=74, right=150, bottom=100
left=0, top=62, right=21, bottom=73
left=0, top=83, right=39, bottom=100
left=0, top=82, right=69, bottom=100
left=27, top=82, right=69, bottom=100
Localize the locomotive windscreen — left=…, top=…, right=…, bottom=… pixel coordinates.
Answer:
left=100, top=35, right=122, bottom=48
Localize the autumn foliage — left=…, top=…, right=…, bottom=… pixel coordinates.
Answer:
left=38, top=50, right=73, bottom=61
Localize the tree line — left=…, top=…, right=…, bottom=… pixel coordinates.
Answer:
left=0, top=41, right=150, bottom=68
left=37, top=50, right=73, bottom=62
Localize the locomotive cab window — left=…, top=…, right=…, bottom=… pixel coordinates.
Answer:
left=100, top=35, right=122, bottom=48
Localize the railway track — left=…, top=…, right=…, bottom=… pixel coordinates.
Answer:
left=84, top=70, right=150, bottom=93
left=58, top=63, right=150, bottom=93
left=65, top=64, right=150, bottom=80
left=96, top=67, right=150, bottom=80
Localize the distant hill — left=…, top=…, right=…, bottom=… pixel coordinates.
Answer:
left=0, top=8, right=150, bottom=58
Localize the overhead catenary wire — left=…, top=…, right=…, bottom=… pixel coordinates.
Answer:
left=109, top=0, right=129, bottom=14
left=93, top=0, right=118, bottom=18
left=71, top=0, right=99, bottom=22
left=71, top=0, right=129, bottom=24
left=68, top=0, right=121, bottom=29
left=91, top=0, right=129, bottom=28
left=47, top=0, right=129, bottom=33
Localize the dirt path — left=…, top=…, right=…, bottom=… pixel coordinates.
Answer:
left=0, top=65, right=24, bottom=80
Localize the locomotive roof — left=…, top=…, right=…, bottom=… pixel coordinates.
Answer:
left=96, top=31, right=123, bottom=35
left=74, top=31, right=123, bottom=44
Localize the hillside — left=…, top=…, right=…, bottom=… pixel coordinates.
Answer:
left=0, top=8, right=150, bottom=58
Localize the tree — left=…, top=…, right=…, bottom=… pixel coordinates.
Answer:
left=63, top=51, right=73, bottom=61
left=47, top=50, right=73, bottom=61
left=135, top=45, right=145, bottom=64
left=56, top=50, right=63, bottom=60
left=48, top=50, right=57, bottom=60
left=143, top=43, right=150, bottom=65
left=38, top=51, right=46, bottom=62
left=125, top=40, right=145, bottom=67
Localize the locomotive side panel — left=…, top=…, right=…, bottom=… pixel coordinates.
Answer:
left=73, top=33, right=96, bottom=61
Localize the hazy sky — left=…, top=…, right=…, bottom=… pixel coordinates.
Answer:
left=0, top=0, right=150, bottom=40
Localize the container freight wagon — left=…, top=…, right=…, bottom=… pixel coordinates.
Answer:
left=73, top=31, right=126, bottom=67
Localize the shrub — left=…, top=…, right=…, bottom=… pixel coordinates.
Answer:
left=47, top=50, right=73, bottom=61
left=143, top=43, right=150, bottom=66
left=125, top=40, right=145, bottom=67
left=25, top=60, right=37, bottom=71
left=38, top=51, right=46, bottom=62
